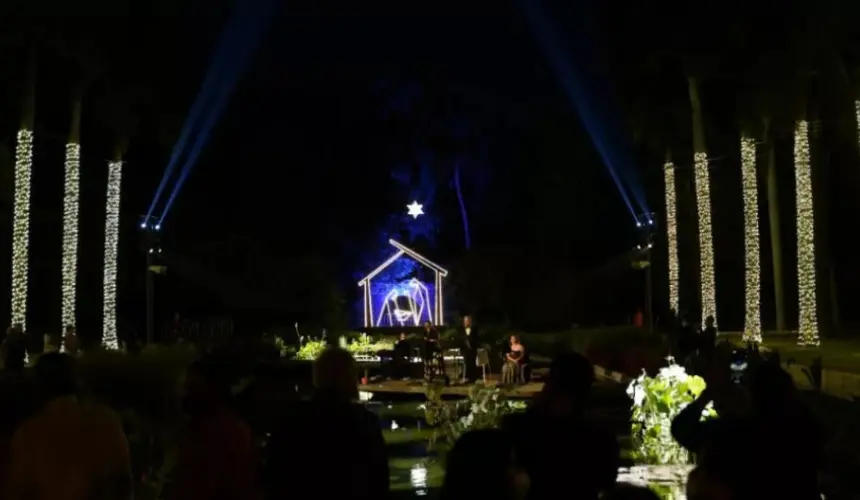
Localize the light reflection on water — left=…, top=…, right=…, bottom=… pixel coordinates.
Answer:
left=410, top=464, right=428, bottom=496
left=617, top=466, right=692, bottom=500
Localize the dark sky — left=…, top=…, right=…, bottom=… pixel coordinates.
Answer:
left=0, top=1, right=645, bottom=334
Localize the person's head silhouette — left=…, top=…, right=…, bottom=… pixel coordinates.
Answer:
left=34, top=352, right=77, bottom=401
left=313, top=347, right=359, bottom=401
left=442, top=429, right=528, bottom=500
left=538, top=352, right=595, bottom=415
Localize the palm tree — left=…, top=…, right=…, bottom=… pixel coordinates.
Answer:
left=102, top=136, right=127, bottom=350
left=688, top=78, right=717, bottom=326
left=794, top=118, right=819, bottom=346
left=739, top=134, right=762, bottom=342
left=663, top=151, right=680, bottom=315
left=11, top=50, right=36, bottom=330
left=61, top=96, right=82, bottom=332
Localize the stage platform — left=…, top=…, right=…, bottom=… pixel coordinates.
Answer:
left=359, top=376, right=544, bottom=397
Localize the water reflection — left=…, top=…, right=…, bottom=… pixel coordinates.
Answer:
left=617, top=465, right=692, bottom=500
left=411, top=463, right=428, bottom=496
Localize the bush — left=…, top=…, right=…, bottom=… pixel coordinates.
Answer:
left=423, top=382, right=523, bottom=456
left=76, top=345, right=197, bottom=500
left=627, top=361, right=714, bottom=465
left=346, top=333, right=395, bottom=355
left=296, top=340, right=328, bottom=360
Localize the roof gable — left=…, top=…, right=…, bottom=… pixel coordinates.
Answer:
left=358, top=239, right=448, bottom=286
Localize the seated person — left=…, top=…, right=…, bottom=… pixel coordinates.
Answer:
left=501, top=335, right=527, bottom=384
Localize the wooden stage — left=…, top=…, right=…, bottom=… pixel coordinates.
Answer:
left=359, top=376, right=545, bottom=397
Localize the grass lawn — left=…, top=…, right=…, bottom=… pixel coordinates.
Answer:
left=756, top=337, right=860, bottom=373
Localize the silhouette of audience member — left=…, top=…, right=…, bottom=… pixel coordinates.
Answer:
left=686, top=466, right=732, bottom=500
left=4, top=353, right=132, bottom=500
left=1, top=324, right=27, bottom=373
left=441, top=429, right=530, bottom=500
left=172, top=359, right=258, bottom=500
left=265, top=347, right=389, bottom=500
left=672, top=354, right=821, bottom=499
left=503, top=352, right=619, bottom=500
left=698, top=316, right=717, bottom=364
left=602, top=484, right=661, bottom=500
left=62, top=325, right=79, bottom=356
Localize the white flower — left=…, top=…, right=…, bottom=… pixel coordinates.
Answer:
left=631, top=386, right=645, bottom=407
left=658, top=364, right=689, bottom=383
left=391, top=420, right=399, bottom=430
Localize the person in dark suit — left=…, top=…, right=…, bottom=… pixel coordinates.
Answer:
left=392, top=333, right=412, bottom=379
left=458, top=315, right=480, bottom=382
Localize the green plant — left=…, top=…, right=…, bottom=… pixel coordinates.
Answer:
left=423, top=382, right=522, bottom=455
left=271, top=336, right=296, bottom=358
left=627, top=361, right=714, bottom=465
left=296, top=340, right=328, bottom=360
left=346, top=333, right=394, bottom=355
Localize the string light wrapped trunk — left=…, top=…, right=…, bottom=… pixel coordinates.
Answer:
left=740, top=136, right=761, bottom=343
left=61, top=142, right=81, bottom=332
left=102, top=159, right=124, bottom=349
left=663, top=160, right=679, bottom=315
left=794, top=121, right=819, bottom=346
left=11, top=129, right=33, bottom=329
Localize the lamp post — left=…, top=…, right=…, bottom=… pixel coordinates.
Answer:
left=139, top=216, right=161, bottom=345
left=636, top=213, right=658, bottom=333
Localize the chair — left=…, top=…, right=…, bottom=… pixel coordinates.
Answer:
left=476, top=348, right=490, bottom=383
left=519, top=362, right=531, bottom=384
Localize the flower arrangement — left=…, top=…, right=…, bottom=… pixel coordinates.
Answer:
left=627, top=358, right=715, bottom=465
left=346, top=333, right=395, bottom=355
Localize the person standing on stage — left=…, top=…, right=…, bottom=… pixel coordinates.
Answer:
left=458, top=315, right=480, bottom=382
left=423, top=322, right=444, bottom=383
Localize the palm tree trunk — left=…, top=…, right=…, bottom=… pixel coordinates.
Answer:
left=102, top=138, right=128, bottom=349
left=810, top=104, right=834, bottom=337
left=688, top=77, right=716, bottom=326
left=763, top=117, right=786, bottom=333
left=11, top=50, right=36, bottom=330
left=741, top=134, right=762, bottom=342
left=61, top=97, right=82, bottom=333
left=794, top=119, right=820, bottom=346
left=663, top=149, right=680, bottom=316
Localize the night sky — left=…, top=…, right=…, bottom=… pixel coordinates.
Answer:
left=0, top=1, right=643, bottom=339
left=7, top=1, right=859, bottom=340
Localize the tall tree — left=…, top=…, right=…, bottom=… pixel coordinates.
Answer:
left=11, top=49, right=36, bottom=330
left=61, top=95, right=82, bottom=332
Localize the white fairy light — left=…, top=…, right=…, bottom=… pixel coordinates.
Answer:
left=62, top=142, right=81, bottom=331
left=11, top=129, right=34, bottom=329
left=794, top=121, right=819, bottom=347
left=740, top=137, right=761, bottom=343
left=663, top=162, right=679, bottom=314
left=693, top=152, right=717, bottom=325
left=102, top=160, right=124, bottom=349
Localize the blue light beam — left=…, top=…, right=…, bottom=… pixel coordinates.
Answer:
left=144, top=9, right=248, bottom=222
left=157, top=0, right=275, bottom=226
left=520, top=0, right=646, bottom=222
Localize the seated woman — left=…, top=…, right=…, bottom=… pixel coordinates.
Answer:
left=501, top=335, right=526, bottom=384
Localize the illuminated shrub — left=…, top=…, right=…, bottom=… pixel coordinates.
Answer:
left=346, top=333, right=395, bottom=354
left=296, top=340, right=328, bottom=360
left=627, top=360, right=715, bottom=465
